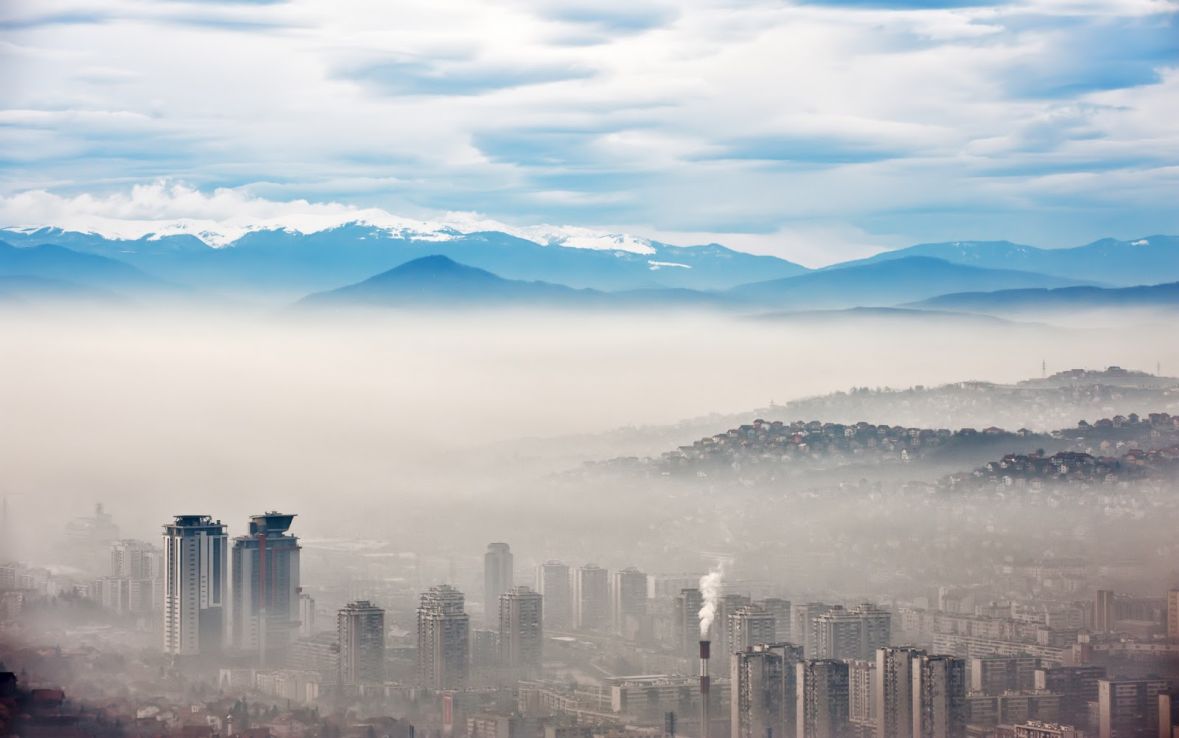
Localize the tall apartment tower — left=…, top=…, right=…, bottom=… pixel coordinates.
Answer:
left=797, top=659, right=851, bottom=738
left=612, top=566, right=648, bottom=639
left=162, top=515, right=228, bottom=657
left=1098, top=678, right=1170, bottom=738
left=1167, top=590, right=1179, bottom=640
left=732, top=642, right=803, bottom=738
left=912, top=655, right=967, bottom=738
left=760, top=598, right=793, bottom=643
left=815, top=604, right=892, bottom=661
left=876, top=647, right=926, bottom=738
left=729, top=606, right=778, bottom=653
left=230, top=512, right=301, bottom=663
left=849, top=659, right=877, bottom=729
left=574, top=564, right=610, bottom=631
left=484, top=543, right=513, bottom=624
left=499, top=585, right=543, bottom=675
left=338, top=600, right=385, bottom=687
left=418, top=584, right=471, bottom=689
left=677, top=588, right=705, bottom=658
left=537, top=561, right=572, bottom=629
left=111, top=539, right=157, bottom=579
left=1095, top=590, right=1117, bottom=633
left=793, top=602, right=836, bottom=658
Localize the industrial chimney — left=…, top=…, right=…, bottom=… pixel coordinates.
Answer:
left=699, top=640, right=711, bottom=738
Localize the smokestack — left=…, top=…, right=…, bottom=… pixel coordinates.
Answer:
left=699, top=640, right=711, bottom=738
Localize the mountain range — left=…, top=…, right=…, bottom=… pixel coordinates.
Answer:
left=2, top=223, right=1178, bottom=315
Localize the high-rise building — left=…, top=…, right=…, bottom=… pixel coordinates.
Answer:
left=969, top=656, right=1040, bottom=696
left=499, top=585, right=543, bottom=675
left=732, top=642, right=803, bottom=738
left=418, top=584, right=470, bottom=689
left=718, top=594, right=754, bottom=655
left=729, top=606, right=778, bottom=653
left=1035, top=666, right=1107, bottom=727
left=815, top=604, right=891, bottom=662
left=849, top=660, right=877, bottom=729
left=1159, top=690, right=1179, bottom=738
left=338, top=600, right=385, bottom=687
left=912, top=654, right=966, bottom=738
left=537, top=561, right=572, bottom=629
left=1098, top=678, right=1169, bottom=738
left=1095, top=591, right=1116, bottom=633
left=612, top=567, right=648, bottom=639
left=677, top=588, right=705, bottom=658
left=793, top=603, right=836, bottom=658
left=162, top=515, right=228, bottom=657
left=110, top=539, right=158, bottom=579
left=876, top=647, right=925, bottom=738
left=299, top=592, right=316, bottom=637
left=574, top=564, right=609, bottom=631
left=797, top=659, right=851, bottom=738
left=1167, top=590, right=1179, bottom=640
left=484, top=543, right=514, bottom=625
left=230, top=512, right=301, bottom=662
left=760, top=599, right=793, bottom=643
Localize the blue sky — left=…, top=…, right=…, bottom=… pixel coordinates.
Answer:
left=0, top=0, right=1176, bottom=264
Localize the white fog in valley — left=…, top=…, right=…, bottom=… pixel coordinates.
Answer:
left=3, top=306, right=1178, bottom=569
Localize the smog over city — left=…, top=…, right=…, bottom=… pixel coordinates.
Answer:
left=1, top=2, right=1178, bottom=738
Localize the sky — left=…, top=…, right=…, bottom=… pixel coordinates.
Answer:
left=0, top=0, right=1177, bottom=264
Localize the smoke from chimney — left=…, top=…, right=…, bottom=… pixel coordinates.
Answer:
left=697, top=562, right=724, bottom=638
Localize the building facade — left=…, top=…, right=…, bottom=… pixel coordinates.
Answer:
left=162, top=515, right=228, bottom=657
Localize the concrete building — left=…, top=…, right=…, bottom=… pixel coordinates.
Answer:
left=815, top=604, right=892, bottom=662
left=1159, top=690, right=1179, bottom=738
left=418, top=584, right=470, bottom=689
left=965, top=692, right=1061, bottom=727
left=793, top=603, right=837, bottom=658
left=574, top=564, right=609, bottom=632
left=729, top=606, right=778, bottom=654
left=299, top=592, right=316, bottom=637
left=499, top=585, right=543, bottom=675
left=537, top=561, right=571, bottom=630
left=1098, top=679, right=1169, bottom=738
left=797, top=659, right=851, bottom=738
left=612, top=567, right=648, bottom=639
left=162, top=515, right=228, bottom=657
left=230, top=512, right=301, bottom=663
left=760, top=599, right=793, bottom=643
left=848, top=660, right=876, bottom=729
left=876, top=647, right=925, bottom=738
left=732, top=642, right=803, bottom=738
left=1167, top=591, right=1179, bottom=641
left=677, top=588, right=706, bottom=658
left=1095, top=591, right=1116, bottom=634
left=969, top=656, right=1040, bottom=696
left=110, top=539, right=160, bottom=580
left=1036, top=666, right=1107, bottom=727
left=912, top=654, right=966, bottom=738
left=484, top=543, right=514, bottom=625
left=338, top=600, right=385, bottom=687
left=1013, top=722, right=1085, bottom=738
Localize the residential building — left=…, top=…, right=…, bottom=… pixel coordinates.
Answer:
left=537, top=561, right=571, bottom=630
left=230, top=512, right=301, bottom=663
left=162, top=515, right=228, bottom=657
left=732, top=642, right=803, bottom=738
left=338, top=600, right=385, bottom=687
left=1098, top=679, right=1169, bottom=738
left=797, top=659, right=851, bottom=738
left=729, top=606, right=778, bottom=654
left=418, top=584, right=470, bottom=689
left=499, top=585, right=543, bottom=675
left=612, top=567, right=648, bottom=639
left=876, top=647, right=925, bottom=738
left=912, top=654, right=966, bottom=738
left=485, top=543, right=513, bottom=625
left=574, top=564, right=609, bottom=631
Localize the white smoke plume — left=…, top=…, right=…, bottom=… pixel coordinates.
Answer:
left=698, top=562, right=725, bottom=638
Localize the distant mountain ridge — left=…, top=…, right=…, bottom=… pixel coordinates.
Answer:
left=838, top=235, right=1179, bottom=286
left=913, top=281, right=1179, bottom=312
left=0, top=224, right=808, bottom=295
left=727, top=256, right=1082, bottom=309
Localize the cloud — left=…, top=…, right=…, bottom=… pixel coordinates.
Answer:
left=0, top=0, right=1177, bottom=257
